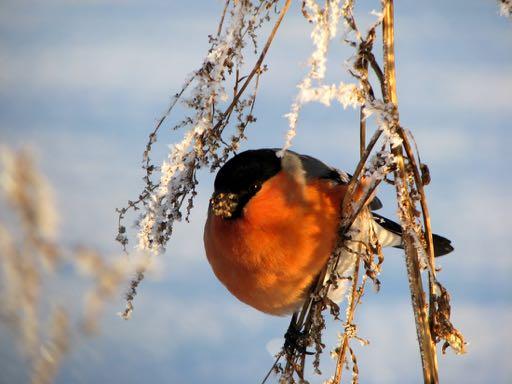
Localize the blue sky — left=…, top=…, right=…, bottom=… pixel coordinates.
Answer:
left=1, top=1, right=511, bottom=383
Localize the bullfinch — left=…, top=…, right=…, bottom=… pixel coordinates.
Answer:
left=203, top=148, right=453, bottom=315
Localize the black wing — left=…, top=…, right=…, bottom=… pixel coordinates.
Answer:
left=372, top=212, right=454, bottom=257
left=286, top=150, right=383, bottom=211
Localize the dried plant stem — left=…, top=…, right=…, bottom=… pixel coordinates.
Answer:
left=359, top=107, right=366, bottom=158
left=397, top=129, right=436, bottom=271
left=333, top=69, right=370, bottom=383
left=261, top=352, right=284, bottom=384
left=271, top=1, right=465, bottom=381
left=396, top=128, right=438, bottom=325
left=212, top=0, right=292, bottom=134
left=340, top=127, right=383, bottom=225
left=333, top=257, right=361, bottom=382
left=216, top=0, right=231, bottom=37
left=382, top=1, right=439, bottom=383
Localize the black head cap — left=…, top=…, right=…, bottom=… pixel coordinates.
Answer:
left=214, top=149, right=281, bottom=195
left=211, top=148, right=349, bottom=219
left=211, top=149, right=281, bottom=219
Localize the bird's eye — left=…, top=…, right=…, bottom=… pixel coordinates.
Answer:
left=251, top=183, right=261, bottom=193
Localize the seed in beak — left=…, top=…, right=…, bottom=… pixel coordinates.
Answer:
left=211, top=192, right=239, bottom=218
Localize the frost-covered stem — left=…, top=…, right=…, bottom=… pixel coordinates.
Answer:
left=383, top=1, right=438, bottom=383
left=333, top=257, right=360, bottom=383
left=393, top=148, right=439, bottom=383
left=395, top=127, right=439, bottom=344
left=399, top=227, right=438, bottom=384
left=334, top=83, right=370, bottom=383
left=212, top=0, right=292, bottom=135
left=396, top=130, right=436, bottom=271
left=358, top=33, right=371, bottom=159
left=340, top=127, right=383, bottom=226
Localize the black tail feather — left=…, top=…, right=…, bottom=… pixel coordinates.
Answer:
left=372, top=212, right=454, bottom=257
left=431, top=234, right=454, bottom=257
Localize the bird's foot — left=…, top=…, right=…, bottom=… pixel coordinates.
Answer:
left=284, top=323, right=314, bottom=356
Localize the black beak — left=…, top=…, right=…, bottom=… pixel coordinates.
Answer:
left=210, top=192, right=240, bottom=219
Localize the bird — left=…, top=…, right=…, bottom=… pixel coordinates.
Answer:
left=203, top=148, right=453, bottom=316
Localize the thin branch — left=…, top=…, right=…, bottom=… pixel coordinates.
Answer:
left=340, top=127, right=383, bottom=225
left=333, top=257, right=361, bottom=382
left=216, top=0, right=231, bottom=38
left=212, top=0, right=292, bottom=135
left=359, top=108, right=366, bottom=158
left=334, top=74, right=373, bottom=381
left=261, top=352, right=284, bottom=384
left=396, top=128, right=436, bottom=272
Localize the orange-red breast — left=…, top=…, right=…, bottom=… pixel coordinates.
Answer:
left=203, top=149, right=453, bottom=315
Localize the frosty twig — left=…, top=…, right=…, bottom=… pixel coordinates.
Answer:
left=117, top=0, right=291, bottom=317
left=271, top=1, right=465, bottom=382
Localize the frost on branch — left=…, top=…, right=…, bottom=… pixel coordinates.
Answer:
left=138, top=1, right=252, bottom=253
left=117, top=0, right=288, bottom=315
left=118, top=1, right=281, bottom=254
left=281, top=0, right=363, bottom=155
left=266, top=1, right=466, bottom=383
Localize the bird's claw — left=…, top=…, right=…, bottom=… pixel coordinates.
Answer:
left=284, top=324, right=314, bottom=355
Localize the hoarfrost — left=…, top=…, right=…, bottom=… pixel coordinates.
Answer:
left=279, top=0, right=362, bottom=156
left=135, top=0, right=273, bottom=253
